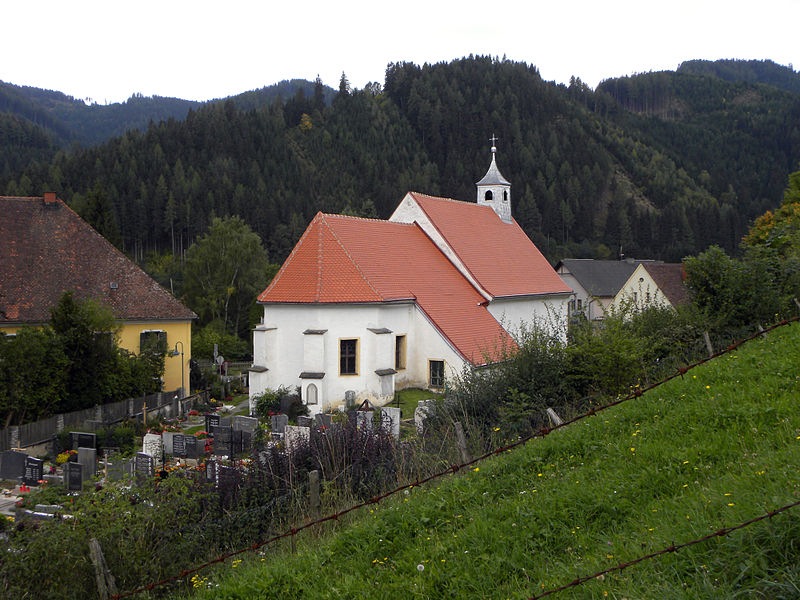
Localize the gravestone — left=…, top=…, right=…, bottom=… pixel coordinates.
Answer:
left=70, top=432, right=96, bottom=450
left=205, top=460, right=217, bottom=483
left=345, top=390, right=356, bottom=408
left=297, top=416, right=313, bottom=428
left=355, top=411, right=373, bottom=431
left=232, top=415, right=258, bottom=434
left=162, top=432, right=175, bottom=455
left=240, top=430, right=252, bottom=452
left=414, top=400, right=435, bottom=434
left=77, top=447, right=96, bottom=481
left=315, top=413, right=333, bottom=429
left=284, top=425, right=310, bottom=453
left=271, top=414, right=289, bottom=434
left=0, top=449, right=27, bottom=481
left=142, top=433, right=162, bottom=462
left=23, top=456, right=44, bottom=486
left=172, top=434, right=186, bottom=458
left=212, top=425, right=233, bottom=457
left=65, top=461, right=83, bottom=491
left=134, top=453, right=154, bottom=478
left=380, top=407, right=401, bottom=440
left=280, top=395, right=292, bottom=414
left=204, top=414, right=220, bottom=433
left=184, top=435, right=198, bottom=459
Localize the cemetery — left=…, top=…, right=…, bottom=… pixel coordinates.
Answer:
left=0, top=386, right=453, bottom=599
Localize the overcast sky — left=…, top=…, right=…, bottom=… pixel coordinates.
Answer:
left=3, top=0, right=798, bottom=105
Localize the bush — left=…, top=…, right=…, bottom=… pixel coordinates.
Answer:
left=252, top=387, right=289, bottom=419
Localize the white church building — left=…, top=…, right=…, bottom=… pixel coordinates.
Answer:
left=249, top=144, right=572, bottom=415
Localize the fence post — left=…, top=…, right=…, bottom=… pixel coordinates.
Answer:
left=546, top=408, right=564, bottom=427
left=88, top=537, right=118, bottom=600
left=10, top=426, right=20, bottom=449
left=56, top=413, right=65, bottom=433
left=454, top=422, right=471, bottom=464
left=309, top=470, right=320, bottom=518
left=703, top=331, right=714, bottom=357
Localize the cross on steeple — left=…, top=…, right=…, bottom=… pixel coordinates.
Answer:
left=489, top=134, right=499, bottom=152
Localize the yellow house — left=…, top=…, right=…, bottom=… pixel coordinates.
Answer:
left=612, top=263, right=689, bottom=314
left=0, top=193, right=196, bottom=394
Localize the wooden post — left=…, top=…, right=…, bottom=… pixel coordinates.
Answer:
left=454, top=422, right=471, bottom=464
left=88, top=538, right=118, bottom=599
left=703, top=331, right=714, bottom=357
left=546, top=408, right=563, bottom=427
left=309, top=470, right=320, bottom=518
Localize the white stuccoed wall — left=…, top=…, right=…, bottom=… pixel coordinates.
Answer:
left=487, top=295, right=571, bottom=344
left=250, top=302, right=466, bottom=415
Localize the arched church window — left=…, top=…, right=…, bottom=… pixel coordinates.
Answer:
left=503, top=190, right=508, bottom=202
left=484, top=191, right=493, bottom=201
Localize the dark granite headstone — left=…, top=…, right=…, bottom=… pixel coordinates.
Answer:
left=23, top=457, right=44, bottom=486
left=65, top=462, right=83, bottom=491
left=134, top=452, right=154, bottom=478
left=205, top=414, right=220, bottom=433
left=297, top=416, right=313, bottom=428
left=240, top=431, right=252, bottom=452
left=271, top=414, right=288, bottom=433
left=315, top=413, right=333, bottom=429
left=0, top=450, right=27, bottom=481
left=184, top=435, right=198, bottom=459
left=70, top=432, right=96, bottom=450
left=172, top=434, right=186, bottom=458
left=212, top=425, right=233, bottom=456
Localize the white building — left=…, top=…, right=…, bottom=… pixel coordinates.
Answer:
left=249, top=145, right=572, bottom=415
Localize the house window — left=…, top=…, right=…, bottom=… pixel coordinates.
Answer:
left=306, top=383, right=318, bottom=405
left=484, top=190, right=493, bottom=201
left=395, top=335, right=407, bottom=371
left=340, top=338, right=358, bottom=375
left=140, top=330, right=166, bottom=354
left=576, top=298, right=583, bottom=311
left=429, top=360, right=445, bottom=388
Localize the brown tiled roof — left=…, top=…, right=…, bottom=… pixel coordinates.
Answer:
left=642, top=263, right=690, bottom=306
left=0, top=195, right=196, bottom=324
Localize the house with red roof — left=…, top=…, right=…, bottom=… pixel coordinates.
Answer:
left=0, top=193, right=196, bottom=395
left=249, top=145, right=572, bottom=414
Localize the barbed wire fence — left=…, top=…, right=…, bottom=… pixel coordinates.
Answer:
left=111, top=317, right=799, bottom=599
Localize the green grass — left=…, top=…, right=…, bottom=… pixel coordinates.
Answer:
left=391, top=387, right=444, bottom=419
left=170, top=325, right=800, bottom=599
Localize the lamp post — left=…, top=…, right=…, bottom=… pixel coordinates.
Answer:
left=172, top=341, right=185, bottom=399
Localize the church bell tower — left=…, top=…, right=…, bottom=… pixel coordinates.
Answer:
left=476, top=135, right=512, bottom=223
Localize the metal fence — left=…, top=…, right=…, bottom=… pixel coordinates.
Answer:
left=0, top=389, right=204, bottom=451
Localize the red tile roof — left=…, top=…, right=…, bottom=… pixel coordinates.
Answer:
left=0, top=195, right=196, bottom=324
left=407, top=193, right=571, bottom=298
left=260, top=213, right=515, bottom=364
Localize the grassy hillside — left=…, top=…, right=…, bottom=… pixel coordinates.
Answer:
left=169, top=322, right=800, bottom=599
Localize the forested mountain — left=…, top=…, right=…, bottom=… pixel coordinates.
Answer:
left=0, top=78, right=333, bottom=179
left=2, top=57, right=800, bottom=268
left=677, top=59, right=800, bottom=95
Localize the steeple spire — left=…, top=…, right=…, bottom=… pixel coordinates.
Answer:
left=476, top=135, right=512, bottom=223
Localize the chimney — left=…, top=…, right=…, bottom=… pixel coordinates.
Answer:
left=43, top=192, right=57, bottom=204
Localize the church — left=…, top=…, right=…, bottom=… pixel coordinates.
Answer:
left=249, top=144, right=572, bottom=414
